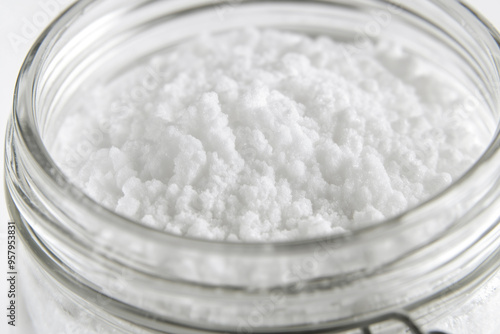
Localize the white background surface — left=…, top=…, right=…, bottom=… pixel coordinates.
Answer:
left=0, top=1, right=500, bottom=333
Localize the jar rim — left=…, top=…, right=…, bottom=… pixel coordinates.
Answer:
left=10, top=0, right=500, bottom=251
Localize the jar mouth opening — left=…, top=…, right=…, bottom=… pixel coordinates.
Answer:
left=11, top=0, right=500, bottom=249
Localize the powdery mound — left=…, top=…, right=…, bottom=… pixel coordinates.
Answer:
left=52, top=28, right=488, bottom=242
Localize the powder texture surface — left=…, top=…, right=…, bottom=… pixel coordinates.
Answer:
left=52, top=28, right=488, bottom=242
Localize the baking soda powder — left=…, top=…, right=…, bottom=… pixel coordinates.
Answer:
left=52, top=28, right=489, bottom=242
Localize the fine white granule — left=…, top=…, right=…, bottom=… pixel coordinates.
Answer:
left=52, top=28, right=489, bottom=242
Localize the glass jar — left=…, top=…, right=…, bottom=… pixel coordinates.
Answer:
left=5, top=0, right=500, bottom=333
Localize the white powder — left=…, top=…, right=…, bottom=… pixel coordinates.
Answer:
left=52, top=28, right=489, bottom=242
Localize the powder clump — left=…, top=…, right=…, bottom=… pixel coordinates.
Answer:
left=53, top=28, right=488, bottom=242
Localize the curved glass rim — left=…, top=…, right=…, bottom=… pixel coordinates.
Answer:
left=12, top=0, right=500, bottom=251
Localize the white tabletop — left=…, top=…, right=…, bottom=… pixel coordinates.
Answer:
left=1, top=1, right=499, bottom=333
